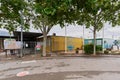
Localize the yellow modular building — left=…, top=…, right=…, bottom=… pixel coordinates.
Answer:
left=38, top=36, right=83, bottom=52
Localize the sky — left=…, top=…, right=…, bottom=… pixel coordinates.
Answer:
left=0, top=22, right=120, bottom=39
left=48, top=23, right=120, bottom=39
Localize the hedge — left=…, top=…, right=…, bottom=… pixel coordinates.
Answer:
left=84, top=44, right=102, bottom=55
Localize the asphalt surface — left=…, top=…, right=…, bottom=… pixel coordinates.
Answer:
left=1, top=57, right=120, bottom=80
left=2, top=71, right=120, bottom=80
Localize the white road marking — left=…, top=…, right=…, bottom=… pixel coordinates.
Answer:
left=21, top=60, right=36, bottom=64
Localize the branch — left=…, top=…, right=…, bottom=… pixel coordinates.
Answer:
left=97, top=9, right=102, bottom=18
left=39, top=25, right=44, bottom=33
left=89, top=28, right=93, bottom=31
left=34, top=18, right=44, bottom=32
left=94, top=14, right=97, bottom=30
left=97, top=16, right=104, bottom=25
left=47, top=25, right=52, bottom=34
left=96, top=9, right=103, bottom=24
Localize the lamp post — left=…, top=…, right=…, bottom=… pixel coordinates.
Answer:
left=19, top=10, right=24, bottom=57
left=102, top=26, right=104, bottom=54
left=65, top=26, right=67, bottom=53
left=82, top=26, right=85, bottom=54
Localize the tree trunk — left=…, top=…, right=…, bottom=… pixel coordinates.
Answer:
left=93, top=27, right=96, bottom=55
left=42, top=32, right=47, bottom=57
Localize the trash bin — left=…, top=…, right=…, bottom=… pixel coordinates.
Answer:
left=76, top=48, right=79, bottom=54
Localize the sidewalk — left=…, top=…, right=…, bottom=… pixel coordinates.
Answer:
left=1, top=52, right=120, bottom=63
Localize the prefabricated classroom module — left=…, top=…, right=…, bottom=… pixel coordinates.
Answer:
left=38, top=36, right=83, bottom=52
left=84, top=38, right=115, bottom=49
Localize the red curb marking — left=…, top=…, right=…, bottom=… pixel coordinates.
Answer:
left=16, top=71, right=29, bottom=77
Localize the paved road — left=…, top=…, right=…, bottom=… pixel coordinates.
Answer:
left=2, top=71, right=120, bottom=80
left=0, top=57, right=120, bottom=80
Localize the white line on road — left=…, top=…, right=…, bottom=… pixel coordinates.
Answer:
left=21, top=60, right=36, bottom=64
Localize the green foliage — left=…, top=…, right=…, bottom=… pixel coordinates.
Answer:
left=0, top=0, right=30, bottom=32
left=104, top=50, right=109, bottom=54
left=108, top=0, right=120, bottom=26
left=1, top=0, right=119, bottom=32
left=33, top=0, right=87, bottom=28
left=76, top=0, right=120, bottom=55
left=84, top=44, right=102, bottom=55
left=76, top=0, right=120, bottom=30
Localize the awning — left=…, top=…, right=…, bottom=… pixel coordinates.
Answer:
left=0, top=30, right=14, bottom=38
left=13, top=31, right=43, bottom=41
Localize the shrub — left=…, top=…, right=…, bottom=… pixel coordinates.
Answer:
left=104, top=50, right=109, bottom=54
left=84, top=44, right=102, bottom=55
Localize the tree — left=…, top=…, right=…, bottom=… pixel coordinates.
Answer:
left=32, top=0, right=92, bottom=56
left=0, top=0, right=33, bottom=57
left=30, top=0, right=57, bottom=56
left=0, top=0, right=86, bottom=57
left=76, top=0, right=120, bottom=55
left=107, top=0, right=120, bottom=26
left=52, top=0, right=88, bottom=53
left=31, top=0, right=75, bottom=56
left=0, top=0, right=30, bottom=32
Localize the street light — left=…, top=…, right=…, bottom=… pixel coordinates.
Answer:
left=102, top=26, right=104, bottom=54
left=19, top=10, right=24, bottom=57
left=82, top=26, right=85, bottom=54
left=65, top=25, right=67, bottom=53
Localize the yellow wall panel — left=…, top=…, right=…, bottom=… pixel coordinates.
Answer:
left=50, top=36, right=83, bottom=52
left=45, top=36, right=83, bottom=52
